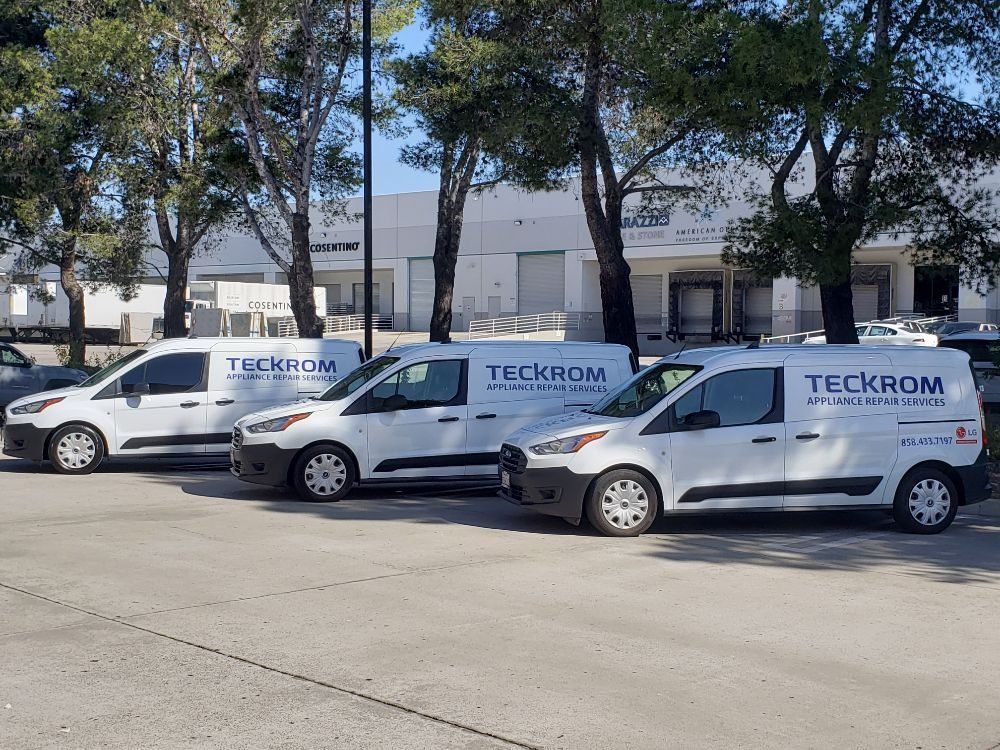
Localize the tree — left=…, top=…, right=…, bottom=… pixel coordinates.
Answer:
left=390, top=3, right=573, bottom=341
left=446, top=0, right=724, bottom=356
left=111, top=5, right=242, bottom=339
left=0, top=1, right=147, bottom=367
left=187, top=0, right=410, bottom=337
left=721, top=0, right=1000, bottom=343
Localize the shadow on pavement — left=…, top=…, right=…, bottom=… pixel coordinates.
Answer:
left=643, top=510, right=1000, bottom=585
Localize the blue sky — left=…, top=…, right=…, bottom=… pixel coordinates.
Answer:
left=366, top=18, right=438, bottom=196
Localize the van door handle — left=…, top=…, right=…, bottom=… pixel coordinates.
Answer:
left=752, top=436, right=776, bottom=443
left=438, top=416, right=460, bottom=423
left=180, top=401, right=199, bottom=408
left=215, top=398, right=235, bottom=406
left=796, top=432, right=820, bottom=440
left=476, top=413, right=497, bottom=420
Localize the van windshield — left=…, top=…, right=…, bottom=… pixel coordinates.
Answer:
left=75, top=350, right=146, bottom=388
left=315, top=355, right=399, bottom=402
left=586, top=363, right=701, bottom=418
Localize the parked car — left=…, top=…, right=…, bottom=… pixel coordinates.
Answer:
left=937, top=331, right=1000, bottom=427
left=926, top=321, right=998, bottom=336
left=501, top=345, right=989, bottom=537
left=0, top=342, right=86, bottom=422
left=804, top=322, right=937, bottom=346
left=2, top=337, right=364, bottom=474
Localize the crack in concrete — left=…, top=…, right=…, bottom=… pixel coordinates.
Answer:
left=0, top=580, right=538, bottom=750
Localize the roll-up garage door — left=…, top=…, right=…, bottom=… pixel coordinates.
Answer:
left=631, top=275, right=663, bottom=330
left=517, top=253, right=565, bottom=315
left=680, top=288, right=714, bottom=333
left=408, top=258, right=434, bottom=331
left=852, top=285, right=879, bottom=323
left=744, top=286, right=772, bottom=335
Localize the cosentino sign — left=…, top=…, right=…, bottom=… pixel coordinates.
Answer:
left=309, top=241, right=360, bottom=254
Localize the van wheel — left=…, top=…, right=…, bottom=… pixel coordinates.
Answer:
left=293, top=445, right=355, bottom=502
left=893, top=468, right=958, bottom=534
left=585, top=469, right=658, bottom=537
left=49, top=424, right=104, bottom=475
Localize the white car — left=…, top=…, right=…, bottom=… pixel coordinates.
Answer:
left=500, top=345, right=989, bottom=537
left=805, top=323, right=937, bottom=346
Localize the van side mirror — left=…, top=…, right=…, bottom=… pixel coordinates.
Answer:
left=382, top=393, right=409, bottom=412
left=683, top=409, right=720, bottom=430
left=130, top=382, right=151, bottom=397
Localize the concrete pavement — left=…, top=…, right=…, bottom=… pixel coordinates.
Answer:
left=2, top=455, right=1000, bottom=748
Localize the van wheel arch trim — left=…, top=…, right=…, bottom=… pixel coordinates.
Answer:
left=46, top=421, right=110, bottom=461
left=289, top=440, right=361, bottom=486
left=587, top=464, right=664, bottom=516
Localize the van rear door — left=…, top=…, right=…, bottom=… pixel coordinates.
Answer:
left=464, top=347, right=563, bottom=474
left=205, top=343, right=298, bottom=453
left=783, top=354, right=897, bottom=507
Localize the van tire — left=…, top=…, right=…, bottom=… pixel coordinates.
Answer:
left=892, top=467, right=958, bottom=534
left=292, top=444, right=355, bottom=502
left=49, top=424, right=105, bottom=475
left=585, top=469, right=658, bottom=537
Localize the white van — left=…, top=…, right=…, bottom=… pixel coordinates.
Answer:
left=500, top=345, right=991, bottom=537
left=230, top=341, right=636, bottom=501
left=2, top=337, right=364, bottom=474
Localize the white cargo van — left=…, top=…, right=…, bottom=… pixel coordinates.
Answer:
left=500, top=345, right=991, bottom=537
left=230, top=341, right=636, bottom=501
left=2, top=337, right=364, bottom=474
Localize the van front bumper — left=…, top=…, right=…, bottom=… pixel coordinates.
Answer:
left=230, top=441, right=295, bottom=487
left=499, top=465, right=595, bottom=524
left=2, top=422, right=50, bottom=461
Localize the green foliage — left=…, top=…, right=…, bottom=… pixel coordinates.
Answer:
left=717, top=0, right=1000, bottom=292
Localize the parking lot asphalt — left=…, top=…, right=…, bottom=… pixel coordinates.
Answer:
left=2, top=455, right=1000, bottom=749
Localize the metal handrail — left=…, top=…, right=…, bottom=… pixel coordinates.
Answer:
left=468, top=311, right=581, bottom=339
left=276, top=314, right=394, bottom=337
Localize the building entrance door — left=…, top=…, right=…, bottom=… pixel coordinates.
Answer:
left=913, top=265, right=958, bottom=317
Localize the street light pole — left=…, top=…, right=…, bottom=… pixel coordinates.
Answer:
left=362, top=0, right=373, bottom=358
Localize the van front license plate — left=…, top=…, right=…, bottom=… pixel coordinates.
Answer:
left=501, top=470, right=510, bottom=490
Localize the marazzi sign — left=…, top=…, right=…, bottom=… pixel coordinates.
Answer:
left=309, top=241, right=360, bottom=254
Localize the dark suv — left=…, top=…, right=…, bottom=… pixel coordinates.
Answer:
left=0, top=343, right=87, bottom=420
left=937, top=332, right=1000, bottom=426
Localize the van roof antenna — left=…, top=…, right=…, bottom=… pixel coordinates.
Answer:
left=385, top=331, right=404, bottom=351
left=746, top=339, right=760, bottom=349
left=670, top=342, right=688, bottom=359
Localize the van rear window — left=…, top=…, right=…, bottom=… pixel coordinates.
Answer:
left=586, top=364, right=701, bottom=418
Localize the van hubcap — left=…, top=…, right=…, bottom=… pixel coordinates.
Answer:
left=601, top=480, right=649, bottom=529
left=56, top=433, right=96, bottom=470
left=908, top=479, right=951, bottom=526
left=304, top=454, right=346, bottom=496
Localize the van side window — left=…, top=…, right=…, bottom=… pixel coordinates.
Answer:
left=673, top=369, right=778, bottom=429
left=120, top=353, right=206, bottom=395
left=371, top=360, right=463, bottom=411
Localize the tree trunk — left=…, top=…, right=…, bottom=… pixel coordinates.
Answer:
left=579, top=151, right=639, bottom=356
left=429, top=207, right=462, bottom=342
left=289, top=212, right=322, bottom=338
left=59, top=237, right=87, bottom=369
left=819, top=270, right=859, bottom=344
left=163, top=248, right=190, bottom=338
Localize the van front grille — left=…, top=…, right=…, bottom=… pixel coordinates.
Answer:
left=500, top=444, right=527, bottom=474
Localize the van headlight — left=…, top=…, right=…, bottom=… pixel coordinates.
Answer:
left=530, top=431, right=607, bottom=455
left=10, top=397, right=65, bottom=415
left=245, top=413, right=312, bottom=433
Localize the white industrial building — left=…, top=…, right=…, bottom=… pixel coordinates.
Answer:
left=6, top=166, right=998, bottom=353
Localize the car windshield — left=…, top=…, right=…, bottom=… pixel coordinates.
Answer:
left=315, top=355, right=399, bottom=401
left=75, top=350, right=146, bottom=388
left=586, top=363, right=701, bottom=418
